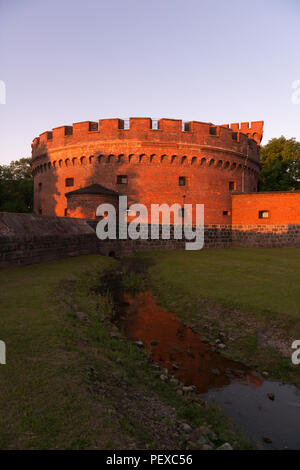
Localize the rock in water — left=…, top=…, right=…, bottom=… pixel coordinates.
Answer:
left=217, top=442, right=233, bottom=450
left=182, top=423, right=192, bottom=432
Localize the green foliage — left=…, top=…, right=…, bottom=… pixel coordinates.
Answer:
left=0, top=158, right=33, bottom=212
left=259, top=136, right=300, bottom=191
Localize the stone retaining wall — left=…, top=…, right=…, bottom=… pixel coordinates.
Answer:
left=0, top=213, right=299, bottom=267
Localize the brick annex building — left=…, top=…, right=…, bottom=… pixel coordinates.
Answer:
left=31, top=117, right=300, bottom=228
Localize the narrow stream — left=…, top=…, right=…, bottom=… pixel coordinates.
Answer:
left=119, top=291, right=300, bottom=450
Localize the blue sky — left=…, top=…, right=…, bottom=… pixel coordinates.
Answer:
left=0, top=0, right=299, bottom=164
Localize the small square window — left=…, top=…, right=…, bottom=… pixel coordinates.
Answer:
left=179, top=176, right=186, bottom=186
left=65, top=178, right=74, bottom=187
left=223, top=210, right=231, bottom=216
left=117, top=175, right=128, bottom=184
left=259, top=210, right=269, bottom=219
left=229, top=181, right=236, bottom=191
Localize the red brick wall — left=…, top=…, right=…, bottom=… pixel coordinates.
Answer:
left=232, top=192, right=300, bottom=225
left=67, top=193, right=118, bottom=219
left=31, top=118, right=262, bottom=224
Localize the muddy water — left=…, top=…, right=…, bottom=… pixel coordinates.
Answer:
left=119, top=292, right=300, bottom=450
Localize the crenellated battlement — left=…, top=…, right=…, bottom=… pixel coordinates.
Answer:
left=31, top=117, right=264, bottom=160
left=226, top=121, right=264, bottom=145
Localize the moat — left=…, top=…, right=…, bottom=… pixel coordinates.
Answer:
left=119, top=292, right=300, bottom=450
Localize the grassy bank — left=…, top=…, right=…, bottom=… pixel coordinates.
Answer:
left=135, top=248, right=300, bottom=387
left=0, top=255, right=248, bottom=449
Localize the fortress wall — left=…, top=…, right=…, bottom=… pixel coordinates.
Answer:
left=31, top=118, right=261, bottom=224
left=67, top=193, right=118, bottom=219
left=232, top=224, right=300, bottom=248
left=32, top=119, right=263, bottom=153
left=0, top=212, right=101, bottom=267
left=32, top=152, right=259, bottom=223
left=232, top=192, right=300, bottom=225
left=1, top=213, right=299, bottom=268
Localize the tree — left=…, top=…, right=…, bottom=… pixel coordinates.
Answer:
left=259, top=136, right=300, bottom=191
left=0, top=158, right=33, bottom=212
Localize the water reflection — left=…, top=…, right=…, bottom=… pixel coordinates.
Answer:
left=120, top=292, right=261, bottom=393
left=119, top=292, right=300, bottom=449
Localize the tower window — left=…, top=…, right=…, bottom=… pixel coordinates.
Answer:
left=229, top=181, right=236, bottom=191
left=64, top=208, right=68, bottom=217
left=38, top=208, right=42, bottom=215
left=259, top=210, right=269, bottom=219
left=223, top=210, right=231, bottom=216
left=179, top=176, right=186, bottom=186
left=65, top=178, right=74, bottom=187
left=38, top=182, right=42, bottom=191
left=178, top=208, right=185, bottom=218
left=117, top=175, right=128, bottom=184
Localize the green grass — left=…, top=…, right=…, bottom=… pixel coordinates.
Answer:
left=0, top=254, right=248, bottom=449
left=0, top=255, right=115, bottom=449
left=134, top=248, right=300, bottom=386
left=137, top=248, right=300, bottom=317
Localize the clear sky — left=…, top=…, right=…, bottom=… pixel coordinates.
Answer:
left=0, top=0, right=299, bottom=164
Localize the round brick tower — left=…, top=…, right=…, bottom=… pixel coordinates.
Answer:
left=31, top=117, right=263, bottom=223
